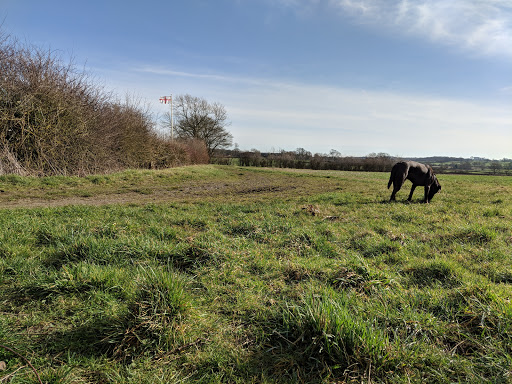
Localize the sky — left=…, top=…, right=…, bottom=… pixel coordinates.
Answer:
left=1, top=0, right=511, bottom=159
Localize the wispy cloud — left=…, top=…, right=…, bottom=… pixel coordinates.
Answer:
left=116, top=66, right=512, bottom=158
left=277, top=0, right=512, bottom=59
left=135, top=66, right=238, bottom=83
left=135, top=65, right=283, bottom=87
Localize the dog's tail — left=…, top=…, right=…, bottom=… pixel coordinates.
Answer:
left=387, top=166, right=395, bottom=189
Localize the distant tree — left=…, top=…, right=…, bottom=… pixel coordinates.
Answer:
left=164, top=94, right=233, bottom=157
left=329, top=149, right=342, bottom=158
left=490, top=160, right=502, bottom=175
left=295, top=148, right=311, bottom=160
left=459, top=160, right=472, bottom=171
left=364, top=153, right=394, bottom=172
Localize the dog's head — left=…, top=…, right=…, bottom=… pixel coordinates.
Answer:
left=428, top=176, right=442, bottom=201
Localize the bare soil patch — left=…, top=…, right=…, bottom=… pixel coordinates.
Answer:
left=0, top=168, right=340, bottom=209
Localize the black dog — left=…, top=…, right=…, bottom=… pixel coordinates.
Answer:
left=388, top=161, right=441, bottom=203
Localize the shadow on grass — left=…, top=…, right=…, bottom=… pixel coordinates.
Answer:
left=37, top=297, right=188, bottom=365
left=405, top=260, right=462, bottom=288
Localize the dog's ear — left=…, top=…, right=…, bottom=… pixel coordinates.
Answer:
left=426, top=166, right=434, bottom=184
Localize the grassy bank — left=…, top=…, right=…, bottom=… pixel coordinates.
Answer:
left=1, top=166, right=511, bottom=383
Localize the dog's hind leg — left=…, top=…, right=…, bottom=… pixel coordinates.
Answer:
left=390, top=182, right=401, bottom=201
left=388, top=162, right=407, bottom=201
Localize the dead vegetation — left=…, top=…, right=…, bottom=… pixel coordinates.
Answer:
left=0, top=30, right=208, bottom=176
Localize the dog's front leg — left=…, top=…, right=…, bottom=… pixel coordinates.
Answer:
left=423, top=185, right=431, bottom=203
left=407, top=185, right=416, bottom=201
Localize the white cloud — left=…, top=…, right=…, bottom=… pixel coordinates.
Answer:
left=212, top=75, right=511, bottom=158
left=278, top=0, right=512, bottom=59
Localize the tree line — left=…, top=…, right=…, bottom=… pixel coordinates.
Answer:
left=0, top=30, right=234, bottom=176
left=212, top=148, right=397, bottom=172
left=213, top=148, right=512, bottom=175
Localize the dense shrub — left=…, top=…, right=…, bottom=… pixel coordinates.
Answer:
left=150, top=138, right=209, bottom=168
left=0, top=31, right=208, bottom=175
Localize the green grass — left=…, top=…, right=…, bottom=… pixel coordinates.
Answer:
left=0, top=166, right=511, bottom=383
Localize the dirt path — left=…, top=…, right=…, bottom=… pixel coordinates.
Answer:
left=0, top=169, right=340, bottom=209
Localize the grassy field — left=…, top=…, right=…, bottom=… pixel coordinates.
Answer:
left=0, top=165, right=511, bottom=383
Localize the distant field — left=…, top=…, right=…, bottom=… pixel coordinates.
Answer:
left=1, top=165, right=511, bottom=383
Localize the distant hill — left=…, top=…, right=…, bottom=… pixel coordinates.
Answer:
left=409, top=156, right=489, bottom=163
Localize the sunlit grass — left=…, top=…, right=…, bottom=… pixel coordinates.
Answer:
left=0, top=166, right=511, bottom=383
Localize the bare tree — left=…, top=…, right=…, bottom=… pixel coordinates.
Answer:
left=490, top=160, right=502, bottom=175
left=329, top=149, right=342, bottom=158
left=164, top=94, right=233, bottom=157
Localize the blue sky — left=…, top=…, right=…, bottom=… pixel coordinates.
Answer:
left=2, top=0, right=511, bottom=158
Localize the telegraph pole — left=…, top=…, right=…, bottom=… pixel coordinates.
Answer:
left=159, top=95, right=173, bottom=139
